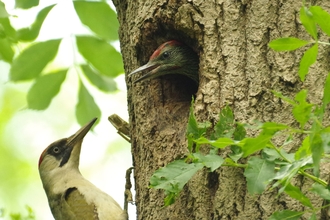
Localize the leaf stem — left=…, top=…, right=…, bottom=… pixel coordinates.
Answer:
left=269, top=142, right=292, bottom=163
left=222, top=162, right=247, bottom=168
left=298, top=170, right=328, bottom=186
left=318, top=41, right=330, bottom=46
left=289, top=128, right=312, bottom=134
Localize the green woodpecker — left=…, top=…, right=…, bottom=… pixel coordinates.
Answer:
left=128, top=40, right=199, bottom=83
left=38, top=118, right=126, bottom=220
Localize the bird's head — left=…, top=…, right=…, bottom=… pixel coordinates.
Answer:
left=128, top=40, right=199, bottom=83
left=38, top=118, right=97, bottom=181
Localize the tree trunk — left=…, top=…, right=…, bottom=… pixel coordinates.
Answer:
left=113, top=0, right=330, bottom=219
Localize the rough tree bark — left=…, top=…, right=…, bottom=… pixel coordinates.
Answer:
left=112, top=0, right=330, bottom=219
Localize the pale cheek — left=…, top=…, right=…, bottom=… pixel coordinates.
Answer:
left=40, top=156, right=60, bottom=172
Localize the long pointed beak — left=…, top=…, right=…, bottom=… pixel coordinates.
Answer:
left=128, top=62, right=160, bottom=83
left=54, top=118, right=97, bottom=168
left=67, top=118, right=97, bottom=148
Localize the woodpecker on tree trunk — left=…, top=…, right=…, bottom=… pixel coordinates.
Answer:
left=128, top=40, right=199, bottom=83
left=38, top=118, right=126, bottom=220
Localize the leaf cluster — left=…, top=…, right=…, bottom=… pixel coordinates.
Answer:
left=1, top=1, right=123, bottom=125
left=0, top=206, right=36, bottom=220
left=150, top=4, right=330, bottom=219
left=268, top=6, right=330, bottom=82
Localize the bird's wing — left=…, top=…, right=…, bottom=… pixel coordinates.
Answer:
left=64, top=187, right=99, bottom=220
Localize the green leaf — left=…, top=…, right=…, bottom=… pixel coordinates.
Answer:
left=10, top=39, right=61, bottom=81
left=224, top=157, right=236, bottom=166
left=187, top=133, right=195, bottom=153
left=193, top=152, right=224, bottom=171
left=193, top=136, right=210, bottom=145
left=0, top=1, right=9, bottom=18
left=0, top=17, right=17, bottom=39
left=194, top=137, right=234, bottom=149
left=268, top=210, right=303, bottom=220
left=284, top=183, right=313, bottom=208
left=233, top=123, right=246, bottom=140
left=81, top=65, right=117, bottom=92
left=150, top=161, right=201, bottom=191
left=244, top=156, right=275, bottom=194
left=298, top=44, right=318, bottom=82
left=321, top=127, right=330, bottom=153
left=150, top=160, right=204, bottom=206
left=310, top=6, right=330, bottom=37
left=309, top=113, right=323, bottom=176
left=240, top=134, right=272, bottom=158
left=262, top=148, right=294, bottom=162
left=76, top=80, right=101, bottom=126
left=273, top=157, right=313, bottom=192
left=240, top=122, right=287, bottom=157
left=272, top=91, right=296, bottom=105
left=229, top=123, right=246, bottom=161
left=269, top=38, right=309, bottom=51
left=292, top=90, right=313, bottom=128
left=0, top=38, right=14, bottom=62
left=300, top=7, right=317, bottom=40
left=262, top=122, right=288, bottom=135
left=73, top=1, right=119, bottom=40
left=308, top=213, right=317, bottom=220
left=323, top=72, right=330, bottom=108
left=15, top=0, right=39, bottom=9
left=17, top=5, right=55, bottom=41
left=210, top=138, right=235, bottom=148
left=164, top=193, right=177, bottom=207
left=294, top=136, right=311, bottom=160
left=187, top=98, right=199, bottom=137
left=9, top=205, right=35, bottom=220
left=261, top=148, right=280, bottom=161
left=229, top=145, right=243, bottom=162
left=76, top=36, right=123, bottom=77
left=310, top=133, right=323, bottom=177
left=186, top=99, right=211, bottom=152
left=214, top=105, right=234, bottom=138
left=198, top=121, right=212, bottom=130
left=283, top=134, right=294, bottom=146
left=311, top=183, right=330, bottom=200
left=27, top=69, right=67, bottom=110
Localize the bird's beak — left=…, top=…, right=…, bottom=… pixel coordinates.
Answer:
left=64, top=118, right=97, bottom=167
left=67, top=118, right=97, bottom=148
left=128, top=62, right=160, bottom=83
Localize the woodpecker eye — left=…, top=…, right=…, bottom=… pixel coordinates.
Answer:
left=53, top=147, right=60, bottom=154
left=162, top=51, right=170, bottom=59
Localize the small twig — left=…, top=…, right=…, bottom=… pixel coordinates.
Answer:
left=124, top=167, right=134, bottom=220
left=108, top=114, right=131, bottom=142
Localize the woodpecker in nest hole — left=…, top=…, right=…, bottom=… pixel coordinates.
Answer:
left=128, top=40, right=199, bottom=83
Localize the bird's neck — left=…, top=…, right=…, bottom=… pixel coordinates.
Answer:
left=41, top=166, right=83, bottom=196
